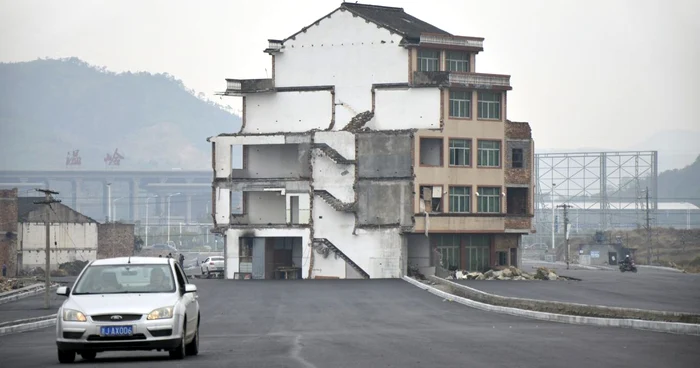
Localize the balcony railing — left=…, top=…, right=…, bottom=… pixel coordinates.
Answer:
left=448, top=73, right=511, bottom=89
left=420, top=34, right=484, bottom=50
left=264, top=39, right=284, bottom=54
left=224, top=78, right=274, bottom=95
left=413, top=71, right=511, bottom=90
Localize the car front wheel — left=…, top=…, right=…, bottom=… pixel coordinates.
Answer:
left=185, top=316, right=200, bottom=356
left=169, top=319, right=187, bottom=360
left=58, top=349, right=75, bottom=364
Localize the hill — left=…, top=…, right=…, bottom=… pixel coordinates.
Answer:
left=656, top=154, right=700, bottom=205
left=0, top=58, right=240, bottom=170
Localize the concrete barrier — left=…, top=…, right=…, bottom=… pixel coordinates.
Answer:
left=0, top=283, right=56, bottom=305
left=403, top=277, right=700, bottom=336
left=425, top=275, right=700, bottom=324
left=0, top=315, right=57, bottom=336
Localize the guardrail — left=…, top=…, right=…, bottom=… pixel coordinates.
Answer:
left=0, top=283, right=53, bottom=305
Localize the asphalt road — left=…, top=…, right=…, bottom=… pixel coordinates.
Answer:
left=1, top=278, right=699, bottom=367
left=455, top=261, right=700, bottom=313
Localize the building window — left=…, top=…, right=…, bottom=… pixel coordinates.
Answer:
left=478, top=91, right=501, bottom=120
left=449, top=186, right=471, bottom=213
left=512, top=148, right=524, bottom=168
left=446, top=51, right=469, bottom=72
left=449, top=139, right=471, bottom=166
left=506, top=188, right=528, bottom=215
left=436, top=235, right=460, bottom=271
left=419, top=138, right=443, bottom=166
left=477, top=187, right=501, bottom=213
left=417, top=49, right=440, bottom=72
left=497, top=251, right=508, bottom=266
left=449, top=91, right=471, bottom=118
left=420, top=185, right=442, bottom=212
left=477, top=140, right=500, bottom=167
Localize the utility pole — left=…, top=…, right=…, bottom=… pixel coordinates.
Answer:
left=35, top=189, right=61, bottom=310
left=551, top=183, right=557, bottom=250
left=557, top=203, right=573, bottom=269
left=643, top=187, right=653, bottom=265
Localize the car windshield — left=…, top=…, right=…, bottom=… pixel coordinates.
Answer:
left=72, top=264, right=176, bottom=294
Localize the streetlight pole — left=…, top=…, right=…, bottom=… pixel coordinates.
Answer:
left=167, top=193, right=181, bottom=244
left=145, top=194, right=158, bottom=248
left=112, top=197, right=124, bottom=222
left=106, top=183, right=112, bottom=222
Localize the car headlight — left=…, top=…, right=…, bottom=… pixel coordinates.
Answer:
left=63, top=309, right=87, bottom=322
left=147, top=306, right=174, bottom=320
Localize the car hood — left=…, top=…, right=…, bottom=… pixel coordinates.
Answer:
left=65, top=293, right=180, bottom=316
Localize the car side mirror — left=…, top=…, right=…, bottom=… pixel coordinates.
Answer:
left=184, top=284, right=197, bottom=293
left=56, top=286, right=70, bottom=296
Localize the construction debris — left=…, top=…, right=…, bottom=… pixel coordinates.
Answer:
left=446, top=266, right=560, bottom=281
left=0, top=277, right=34, bottom=292
left=58, top=260, right=89, bottom=276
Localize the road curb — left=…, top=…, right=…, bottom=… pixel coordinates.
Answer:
left=638, top=265, right=685, bottom=273
left=0, top=284, right=55, bottom=305
left=0, top=315, right=56, bottom=336
left=425, top=275, right=700, bottom=324
left=403, top=276, right=700, bottom=336
left=523, top=260, right=607, bottom=271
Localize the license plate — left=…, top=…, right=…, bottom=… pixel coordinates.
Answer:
left=100, top=325, right=133, bottom=337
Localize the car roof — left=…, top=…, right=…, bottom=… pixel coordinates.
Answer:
left=90, top=257, right=172, bottom=266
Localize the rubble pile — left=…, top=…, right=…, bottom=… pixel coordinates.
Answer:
left=58, top=260, right=89, bottom=276
left=0, top=277, right=30, bottom=292
left=447, top=266, right=560, bottom=281
left=534, top=266, right=559, bottom=280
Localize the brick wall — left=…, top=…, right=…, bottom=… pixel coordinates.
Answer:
left=505, top=120, right=532, bottom=139
left=97, top=223, right=135, bottom=259
left=505, top=217, right=531, bottom=230
left=0, top=189, right=18, bottom=276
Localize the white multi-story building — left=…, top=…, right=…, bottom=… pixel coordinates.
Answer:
left=210, top=2, right=535, bottom=280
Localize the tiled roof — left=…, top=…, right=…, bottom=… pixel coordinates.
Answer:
left=341, top=2, right=450, bottom=40
left=17, top=196, right=98, bottom=223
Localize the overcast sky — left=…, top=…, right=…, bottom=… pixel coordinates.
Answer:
left=1, top=0, right=699, bottom=153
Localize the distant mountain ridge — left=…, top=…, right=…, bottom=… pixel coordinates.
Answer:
left=0, top=58, right=241, bottom=170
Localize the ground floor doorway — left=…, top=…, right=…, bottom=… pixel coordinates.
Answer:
left=238, top=237, right=303, bottom=280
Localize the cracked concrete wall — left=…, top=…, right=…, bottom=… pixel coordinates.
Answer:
left=370, top=88, right=441, bottom=130
left=243, top=91, right=334, bottom=134
left=243, top=144, right=311, bottom=179
left=357, top=132, right=412, bottom=178
left=274, top=8, right=407, bottom=128
left=357, top=181, right=413, bottom=227
left=313, top=195, right=404, bottom=278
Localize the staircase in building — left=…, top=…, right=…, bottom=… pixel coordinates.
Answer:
left=313, top=143, right=355, bottom=164
left=312, top=238, right=370, bottom=279
left=314, top=190, right=356, bottom=212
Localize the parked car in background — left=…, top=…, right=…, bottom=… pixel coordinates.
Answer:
left=200, top=256, right=224, bottom=278
left=54, top=257, right=200, bottom=363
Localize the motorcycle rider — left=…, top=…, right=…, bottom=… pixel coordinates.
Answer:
left=620, top=254, right=630, bottom=265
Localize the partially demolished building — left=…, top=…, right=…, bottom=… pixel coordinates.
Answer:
left=209, top=2, right=534, bottom=279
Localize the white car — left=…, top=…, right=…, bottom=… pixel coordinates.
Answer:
left=200, top=256, right=224, bottom=278
left=55, top=257, right=200, bottom=363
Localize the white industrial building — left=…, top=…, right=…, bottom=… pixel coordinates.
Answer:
left=17, top=197, right=99, bottom=270
left=210, top=3, right=535, bottom=279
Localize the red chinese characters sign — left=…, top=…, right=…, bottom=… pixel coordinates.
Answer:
left=104, top=149, right=125, bottom=166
